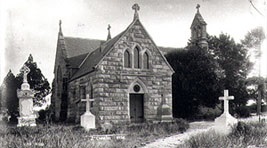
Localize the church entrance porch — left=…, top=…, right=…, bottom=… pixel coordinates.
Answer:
left=130, top=94, right=144, bottom=123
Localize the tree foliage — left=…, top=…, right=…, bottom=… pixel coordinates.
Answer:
left=16, top=54, right=50, bottom=106
left=166, top=46, right=223, bottom=118
left=0, top=70, right=19, bottom=122
left=208, top=33, right=252, bottom=107
left=167, top=33, right=252, bottom=119
left=241, top=26, right=265, bottom=57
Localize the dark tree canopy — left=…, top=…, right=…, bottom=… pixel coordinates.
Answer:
left=167, top=33, right=252, bottom=119
left=166, top=45, right=223, bottom=118
left=0, top=70, right=19, bottom=122
left=16, top=54, right=51, bottom=106
left=208, top=34, right=252, bottom=107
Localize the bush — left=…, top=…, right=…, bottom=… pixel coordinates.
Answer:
left=235, top=106, right=251, bottom=118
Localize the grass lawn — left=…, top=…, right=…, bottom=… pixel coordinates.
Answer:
left=181, top=121, right=267, bottom=148
left=0, top=119, right=188, bottom=148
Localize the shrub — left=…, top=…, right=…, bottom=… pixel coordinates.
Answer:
left=235, top=106, right=251, bottom=118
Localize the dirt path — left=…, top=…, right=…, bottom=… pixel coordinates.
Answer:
left=142, top=121, right=214, bottom=148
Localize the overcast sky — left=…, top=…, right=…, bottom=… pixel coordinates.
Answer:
left=0, top=0, right=266, bottom=85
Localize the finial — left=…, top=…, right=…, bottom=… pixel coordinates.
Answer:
left=107, top=24, right=111, bottom=40
left=59, top=20, right=62, bottom=35
left=132, top=3, right=140, bottom=20
left=196, top=4, right=200, bottom=13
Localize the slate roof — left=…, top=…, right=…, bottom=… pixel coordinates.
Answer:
left=190, top=12, right=207, bottom=29
left=70, top=31, right=126, bottom=80
left=64, top=37, right=103, bottom=58
left=67, top=53, right=88, bottom=68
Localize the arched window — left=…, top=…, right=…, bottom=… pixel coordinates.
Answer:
left=143, top=52, right=149, bottom=69
left=134, top=47, right=140, bottom=68
left=124, top=50, right=131, bottom=68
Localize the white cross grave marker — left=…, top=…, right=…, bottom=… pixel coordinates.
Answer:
left=81, top=94, right=94, bottom=113
left=214, top=89, right=237, bottom=134
left=80, top=94, right=95, bottom=130
left=219, top=90, right=234, bottom=114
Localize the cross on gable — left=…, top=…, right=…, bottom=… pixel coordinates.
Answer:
left=132, top=3, right=140, bottom=20
left=107, top=24, right=111, bottom=31
left=81, top=94, right=95, bottom=113
left=219, top=90, right=234, bottom=114
left=196, top=4, right=200, bottom=12
left=20, top=64, right=30, bottom=83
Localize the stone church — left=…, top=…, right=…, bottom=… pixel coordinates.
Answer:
left=52, top=4, right=208, bottom=125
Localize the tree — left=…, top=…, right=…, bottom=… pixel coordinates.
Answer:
left=0, top=70, right=19, bottom=122
left=16, top=54, right=50, bottom=106
left=208, top=33, right=252, bottom=109
left=242, top=27, right=266, bottom=115
left=166, top=45, right=223, bottom=119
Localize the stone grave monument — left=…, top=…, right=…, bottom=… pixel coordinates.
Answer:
left=81, top=94, right=95, bottom=130
left=160, top=94, right=173, bottom=122
left=17, top=64, right=37, bottom=127
left=214, top=89, right=237, bottom=134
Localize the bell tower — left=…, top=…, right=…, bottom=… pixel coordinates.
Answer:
left=190, top=4, right=208, bottom=49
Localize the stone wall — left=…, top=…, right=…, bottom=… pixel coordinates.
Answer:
left=67, top=20, right=173, bottom=126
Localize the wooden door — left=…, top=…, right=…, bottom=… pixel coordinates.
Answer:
left=130, top=94, right=144, bottom=123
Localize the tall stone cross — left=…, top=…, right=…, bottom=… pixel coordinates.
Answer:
left=81, top=94, right=94, bottom=113
left=20, top=65, right=30, bottom=83
left=219, top=90, right=234, bottom=114
left=196, top=4, right=200, bottom=13
left=132, top=3, right=140, bottom=20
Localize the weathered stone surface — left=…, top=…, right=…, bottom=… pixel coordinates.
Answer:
left=54, top=12, right=173, bottom=126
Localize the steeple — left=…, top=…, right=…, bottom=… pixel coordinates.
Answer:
left=190, top=4, right=208, bottom=49
left=107, top=24, right=111, bottom=41
left=132, top=3, right=140, bottom=21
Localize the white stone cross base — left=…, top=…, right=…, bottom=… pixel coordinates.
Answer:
left=17, top=115, right=37, bottom=127
left=81, top=111, right=95, bottom=131
left=214, top=112, right=237, bottom=134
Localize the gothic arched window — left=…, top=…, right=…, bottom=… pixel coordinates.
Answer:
left=124, top=50, right=131, bottom=68
left=134, top=47, right=140, bottom=68
left=143, top=52, right=149, bottom=69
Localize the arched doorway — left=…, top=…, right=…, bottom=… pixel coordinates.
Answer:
left=128, top=79, right=147, bottom=123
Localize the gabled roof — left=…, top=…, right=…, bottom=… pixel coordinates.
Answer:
left=70, top=31, right=126, bottom=80
left=67, top=53, right=88, bottom=68
left=69, top=18, right=174, bottom=81
left=190, top=12, right=207, bottom=29
left=64, top=37, right=104, bottom=58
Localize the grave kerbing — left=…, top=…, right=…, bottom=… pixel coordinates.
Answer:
left=17, top=64, right=37, bottom=127
left=214, top=90, right=237, bottom=134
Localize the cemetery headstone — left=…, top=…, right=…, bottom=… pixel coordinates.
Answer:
left=160, top=94, right=173, bottom=122
left=81, top=94, right=95, bottom=130
left=214, top=89, right=237, bottom=134
left=17, top=64, right=37, bottom=127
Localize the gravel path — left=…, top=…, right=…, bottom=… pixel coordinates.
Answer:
left=142, top=121, right=214, bottom=148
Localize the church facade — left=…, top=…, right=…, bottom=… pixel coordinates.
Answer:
left=52, top=4, right=207, bottom=126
